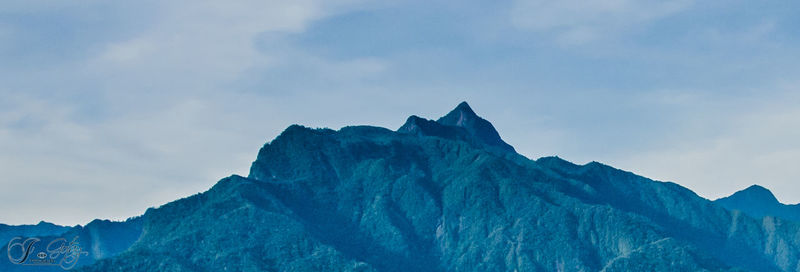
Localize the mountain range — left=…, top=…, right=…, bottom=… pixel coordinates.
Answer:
left=1, top=217, right=142, bottom=271
left=4, top=102, right=800, bottom=271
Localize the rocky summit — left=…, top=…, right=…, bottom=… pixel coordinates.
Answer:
left=715, top=185, right=800, bottom=223
left=45, top=102, right=799, bottom=271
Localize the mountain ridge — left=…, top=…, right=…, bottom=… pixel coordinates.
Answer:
left=5, top=102, right=800, bottom=271
left=1, top=217, right=143, bottom=271
left=80, top=103, right=800, bottom=271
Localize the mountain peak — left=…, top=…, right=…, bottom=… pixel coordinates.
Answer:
left=437, top=101, right=477, bottom=127
left=435, top=102, right=515, bottom=152
left=397, top=115, right=426, bottom=133
left=453, top=101, right=477, bottom=117
left=714, top=184, right=800, bottom=223
left=731, top=184, right=779, bottom=204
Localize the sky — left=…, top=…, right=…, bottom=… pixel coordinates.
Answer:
left=2, top=0, right=800, bottom=226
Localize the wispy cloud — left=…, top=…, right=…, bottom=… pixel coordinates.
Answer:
left=3, top=0, right=800, bottom=225
left=510, top=0, right=694, bottom=44
left=0, top=0, right=383, bottom=225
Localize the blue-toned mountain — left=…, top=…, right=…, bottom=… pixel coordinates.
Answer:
left=2, top=217, right=142, bottom=271
left=716, top=185, right=800, bottom=223
left=70, top=102, right=800, bottom=271
left=0, top=221, right=71, bottom=246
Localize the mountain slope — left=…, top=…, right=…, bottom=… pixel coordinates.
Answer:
left=0, top=221, right=70, bottom=246
left=715, top=185, right=800, bottom=223
left=80, top=102, right=800, bottom=271
left=2, top=217, right=143, bottom=271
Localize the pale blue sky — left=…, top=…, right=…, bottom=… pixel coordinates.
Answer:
left=2, top=0, right=800, bottom=225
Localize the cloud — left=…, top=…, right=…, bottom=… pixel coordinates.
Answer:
left=3, top=0, right=800, bottom=225
left=510, top=0, right=694, bottom=44
left=0, top=0, right=382, bottom=225
left=87, top=1, right=323, bottom=91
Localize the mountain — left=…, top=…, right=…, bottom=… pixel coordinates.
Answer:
left=0, top=221, right=71, bottom=246
left=399, top=102, right=515, bottom=153
left=2, top=217, right=143, bottom=271
left=715, top=185, right=800, bottom=222
left=52, top=102, right=800, bottom=271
